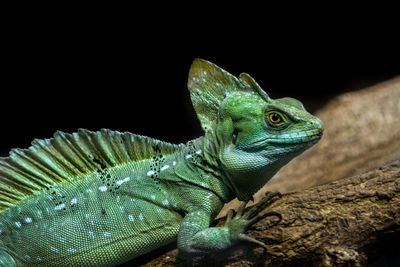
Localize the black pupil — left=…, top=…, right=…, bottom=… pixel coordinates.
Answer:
left=272, top=113, right=280, bottom=122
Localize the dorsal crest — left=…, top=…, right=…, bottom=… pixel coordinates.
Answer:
left=0, top=129, right=183, bottom=211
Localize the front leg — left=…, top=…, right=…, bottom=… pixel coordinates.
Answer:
left=177, top=191, right=281, bottom=258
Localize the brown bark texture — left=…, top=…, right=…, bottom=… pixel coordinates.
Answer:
left=131, top=77, right=400, bottom=266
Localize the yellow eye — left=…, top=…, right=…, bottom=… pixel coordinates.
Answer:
left=268, top=113, right=282, bottom=124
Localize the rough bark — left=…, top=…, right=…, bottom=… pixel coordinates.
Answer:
left=135, top=159, right=400, bottom=266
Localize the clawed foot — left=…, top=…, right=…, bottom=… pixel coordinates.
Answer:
left=224, top=191, right=282, bottom=249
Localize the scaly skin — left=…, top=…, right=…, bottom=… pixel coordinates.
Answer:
left=0, top=59, right=323, bottom=266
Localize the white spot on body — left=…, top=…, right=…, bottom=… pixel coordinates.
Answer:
left=157, top=208, right=162, bottom=213
left=216, top=82, right=222, bottom=87
left=25, top=217, right=32, bottom=223
left=201, top=183, right=207, bottom=188
left=104, top=232, right=112, bottom=237
left=162, top=199, right=169, bottom=206
left=147, top=170, right=155, bottom=176
left=116, top=177, right=130, bottom=185
left=206, top=192, right=213, bottom=199
left=196, top=88, right=203, bottom=95
left=70, top=198, right=77, bottom=205
left=99, top=186, right=107, bottom=192
left=0, top=229, right=2, bottom=234
left=185, top=154, right=192, bottom=159
left=139, top=213, right=144, bottom=220
left=88, top=231, right=94, bottom=238
left=86, top=189, right=92, bottom=193
left=202, top=78, right=206, bottom=82
left=172, top=161, right=176, bottom=166
left=203, top=71, right=207, bottom=75
left=67, top=248, right=76, bottom=253
left=15, top=222, right=21, bottom=228
left=24, top=255, right=30, bottom=260
left=50, top=246, right=59, bottom=253
left=36, top=256, right=41, bottom=261
left=160, top=165, right=169, bottom=171
left=119, top=206, right=124, bottom=212
left=151, top=195, right=156, bottom=200
left=54, top=203, right=65, bottom=210
left=196, top=150, right=202, bottom=155
left=129, top=215, right=134, bottom=222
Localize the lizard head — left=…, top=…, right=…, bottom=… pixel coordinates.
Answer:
left=188, top=59, right=324, bottom=201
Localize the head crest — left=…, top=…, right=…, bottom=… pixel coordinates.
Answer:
left=188, top=59, right=270, bottom=132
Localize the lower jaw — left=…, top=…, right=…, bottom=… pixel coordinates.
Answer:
left=266, top=137, right=321, bottom=153
left=269, top=135, right=321, bottom=145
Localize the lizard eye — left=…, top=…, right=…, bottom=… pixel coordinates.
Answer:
left=267, top=112, right=283, bottom=124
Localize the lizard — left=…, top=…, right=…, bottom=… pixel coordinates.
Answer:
left=0, top=59, right=323, bottom=266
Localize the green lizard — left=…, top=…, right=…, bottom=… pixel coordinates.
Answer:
left=0, top=59, right=323, bottom=266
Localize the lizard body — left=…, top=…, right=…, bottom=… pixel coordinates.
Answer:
left=0, top=59, right=323, bottom=266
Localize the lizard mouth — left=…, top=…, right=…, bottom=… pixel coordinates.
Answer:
left=248, top=129, right=323, bottom=148
left=267, top=131, right=323, bottom=145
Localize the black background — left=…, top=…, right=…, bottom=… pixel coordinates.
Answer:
left=2, top=18, right=399, bottom=156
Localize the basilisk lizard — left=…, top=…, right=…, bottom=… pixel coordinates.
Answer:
left=0, top=59, right=323, bottom=266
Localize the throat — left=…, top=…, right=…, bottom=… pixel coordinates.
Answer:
left=221, top=148, right=296, bottom=201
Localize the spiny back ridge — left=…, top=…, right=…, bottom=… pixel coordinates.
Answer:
left=0, top=128, right=183, bottom=211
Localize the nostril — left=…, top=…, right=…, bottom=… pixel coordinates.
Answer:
left=308, top=119, right=324, bottom=133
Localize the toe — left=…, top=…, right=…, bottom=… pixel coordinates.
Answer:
left=249, top=211, right=282, bottom=225
left=237, top=201, right=248, bottom=217
left=226, top=209, right=234, bottom=223
left=238, top=233, right=268, bottom=249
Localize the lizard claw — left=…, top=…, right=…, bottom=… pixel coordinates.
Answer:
left=223, top=191, right=282, bottom=249
left=238, top=233, right=268, bottom=249
left=243, top=191, right=281, bottom=221
left=226, top=209, right=234, bottom=224
left=237, top=201, right=248, bottom=217
left=249, top=211, right=282, bottom=226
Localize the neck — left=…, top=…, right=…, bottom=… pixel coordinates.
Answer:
left=219, top=145, right=301, bottom=201
left=173, top=136, right=235, bottom=203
